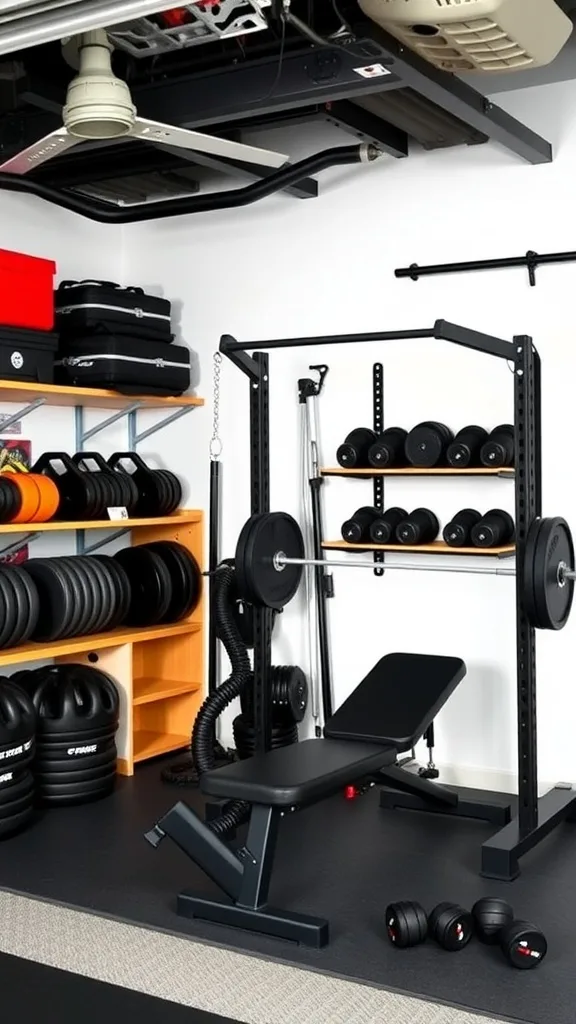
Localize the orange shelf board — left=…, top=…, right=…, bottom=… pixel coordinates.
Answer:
left=133, top=730, right=189, bottom=762
left=322, top=540, right=516, bottom=557
left=0, top=379, right=204, bottom=410
left=321, top=467, right=514, bottom=477
left=0, top=509, right=203, bottom=534
left=133, top=677, right=201, bottom=705
left=0, top=620, right=201, bottom=667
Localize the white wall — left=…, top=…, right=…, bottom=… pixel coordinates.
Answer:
left=120, top=77, right=576, bottom=794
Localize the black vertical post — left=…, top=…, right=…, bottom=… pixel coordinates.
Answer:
left=514, top=336, right=540, bottom=834
left=249, top=352, right=272, bottom=754
left=373, top=363, right=384, bottom=576
left=208, top=459, right=221, bottom=697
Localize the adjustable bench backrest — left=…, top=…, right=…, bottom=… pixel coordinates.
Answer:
left=324, top=653, right=466, bottom=752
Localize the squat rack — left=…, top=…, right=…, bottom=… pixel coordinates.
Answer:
left=220, top=320, right=576, bottom=880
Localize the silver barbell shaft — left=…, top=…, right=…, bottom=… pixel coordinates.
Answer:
left=275, top=554, right=576, bottom=581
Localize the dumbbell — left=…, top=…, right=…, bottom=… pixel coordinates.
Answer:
left=385, top=901, right=473, bottom=951
left=480, top=424, right=514, bottom=468
left=443, top=509, right=482, bottom=548
left=405, top=422, right=454, bottom=468
left=369, top=507, right=407, bottom=544
left=368, top=427, right=408, bottom=468
left=336, top=428, right=376, bottom=469
left=396, top=508, right=439, bottom=546
left=446, top=426, right=489, bottom=469
left=472, top=898, right=547, bottom=969
left=341, top=506, right=380, bottom=544
left=470, top=509, right=515, bottom=548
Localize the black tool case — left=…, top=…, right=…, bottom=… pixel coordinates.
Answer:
left=56, top=336, right=190, bottom=396
left=0, top=326, right=58, bottom=383
left=55, top=280, right=172, bottom=341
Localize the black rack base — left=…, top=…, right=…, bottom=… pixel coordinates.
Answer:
left=378, top=765, right=511, bottom=827
left=177, top=892, right=329, bottom=947
left=481, top=785, right=576, bottom=881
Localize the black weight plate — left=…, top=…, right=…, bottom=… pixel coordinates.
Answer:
left=159, top=470, right=181, bottom=514
left=146, top=541, right=199, bottom=622
left=69, top=556, right=103, bottom=636
left=36, top=746, right=116, bottom=773
left=10, top=566, right=40, bottom=645
left=114, top=546, right=172, bottom=625
left=153, top=470, right=172, bottom=516
left=51, top=558, right=86, bottom=639
left=236, top=512, right=304, bottom=610
left=111, top=466, right=138, bottom=514
left=0, top=566, right=31, bottom=649
left=532, top=517, right=574, bottom=631
left=96, top=557, right=123, bottom=632
left=523, top=519, right=541, bottom=628
left=0, top=571, right=20, bottom=649
left=25, top=559, right=76, bottom=642
left=157, top=470, right=176, bottom=515
left=58, top=557, right=94, bottom=637
left=92, top=556, right=131, bottom=627
left=83, top=556, right=115, bottom=634
left=168, top=470, right=183, bottom=509
left=0, top=476, right=20, bottom=523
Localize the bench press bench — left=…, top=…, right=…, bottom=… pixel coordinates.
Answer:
left=146, top=653, right=466, bottom=946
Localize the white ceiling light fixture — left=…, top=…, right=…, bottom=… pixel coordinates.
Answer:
left=359, top=0, right=573, bottom=74
left=0, top=28, right=289, bottom=175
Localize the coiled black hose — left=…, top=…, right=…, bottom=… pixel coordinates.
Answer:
left=192, top=565, right=252, bottom=836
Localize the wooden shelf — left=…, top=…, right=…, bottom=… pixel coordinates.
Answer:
left=0, top=509, right=203, bottom=534
left=133, top=730, right=189, bottom=762
left=322, top=540, right=516, bottom=557
left=133, top=677, right=200, bottom=706
left=0, top=620, right=201, bottom=668
left=321, top=467, right=514, bottom=477
left=0, top=379, right=204, bottom=410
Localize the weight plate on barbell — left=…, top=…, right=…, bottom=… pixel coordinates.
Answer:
left=531, top=517, right=574, bottom=631
left=236, top=512, right=304, bottom=610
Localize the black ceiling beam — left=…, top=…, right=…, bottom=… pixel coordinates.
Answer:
left=324, top=100, right=407, bottom=157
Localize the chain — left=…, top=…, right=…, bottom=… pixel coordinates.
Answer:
left=210, top=351, right=223, bottom=459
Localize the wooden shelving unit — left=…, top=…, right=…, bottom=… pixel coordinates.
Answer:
left=322, top=540, right=516, bottom=558
left=0, top=379, right=205, bottom=777
left=321, top=466, right=514, bottom=477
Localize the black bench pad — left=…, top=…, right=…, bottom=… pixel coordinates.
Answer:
left=200, top=738, right=396, bottom=807
left=324, top=653, right=466, bottom=751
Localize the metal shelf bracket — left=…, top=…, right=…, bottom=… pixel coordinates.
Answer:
left=82, top=527, right=131, bottom=556
left=0, top=532, right=39, bottom=560
left=0, top=398, right=46, bottom=433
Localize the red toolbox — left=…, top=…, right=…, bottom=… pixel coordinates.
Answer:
left=0, top=248, right=56, bottom=331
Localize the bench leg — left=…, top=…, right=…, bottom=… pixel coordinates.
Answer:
left=178, top=805, right=329, bottom=947
left=378, top=765, right=512, bottom=826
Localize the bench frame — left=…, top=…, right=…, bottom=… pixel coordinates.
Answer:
left=147, top=799, right=329, bottom=946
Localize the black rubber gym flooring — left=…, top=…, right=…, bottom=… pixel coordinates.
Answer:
left=0, top=950, right=241, bottom=1024
left=0, top=760, right=574, bottom=1024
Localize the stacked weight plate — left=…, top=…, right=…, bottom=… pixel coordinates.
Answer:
left=0, top=473, right=60, bottom=524
left=0, top=679, right=36, bottom=836
left=0, top=564, right=40, bottom=649
left=235, top=665, right=309, bottom=759
left=108, top=452, right=182, bottom=516
left=23, top=554, right=131, bottom=642
left=15, top=664, right=119, bottom=805
left=114, top=541, right=201, bottom=626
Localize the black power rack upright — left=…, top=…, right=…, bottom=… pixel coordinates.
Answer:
left=219, top=321, right=576, bottom=880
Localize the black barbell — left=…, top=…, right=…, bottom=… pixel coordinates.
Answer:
left=234, top=512, right=575, bottom=631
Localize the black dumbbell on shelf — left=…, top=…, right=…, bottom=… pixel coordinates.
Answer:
left=396, top=508, right=439, bottom=545
left=480, top=424, right=514, bottom=468
left=341, top=506, right=380, bottom=544
left=470, top=509, right=515, bottom=548
left=446, top=426, right=489, bottom=469
left=369, top=507, right=407, bottom=544
left=336, top=428, right=376, bottom=469
left=443, top=509, right=482, bottom=548
left=405, top=422, right=454, bottom=468
left=368, top=427, right=408, bottom=469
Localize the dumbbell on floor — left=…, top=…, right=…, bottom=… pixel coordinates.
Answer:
left=480, top=424, right=514, bottom=468
left=405, top=422, right=454, bottom=468
left=341, top=506, right=380, bottom=544
left=446, top=426, right=488, bottom=469
left=443, top=509, right=482, bottom=548
left=368, top=427, right=408, bottom=468
left=336, top=428, right=376, bottom=469
left=369, top=507, right=407, bottom=544
left=472, top=898, right=547, bottom=969
left=396, top=508, right=439, bottom=545
left=471, top=509, right=515, bottom=548
left=385, top=901, right=473, bottom=951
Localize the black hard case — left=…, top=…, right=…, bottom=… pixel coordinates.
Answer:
left=0, top=325, right=58, bottom=383
left=56, top=336, right=190, bottom=396
left=55, top=280, right=172, bottom=341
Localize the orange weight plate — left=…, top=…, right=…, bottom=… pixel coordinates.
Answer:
left=10, top=474, right=42, bottom=524
left=31, top=474, right=60, bottom=522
